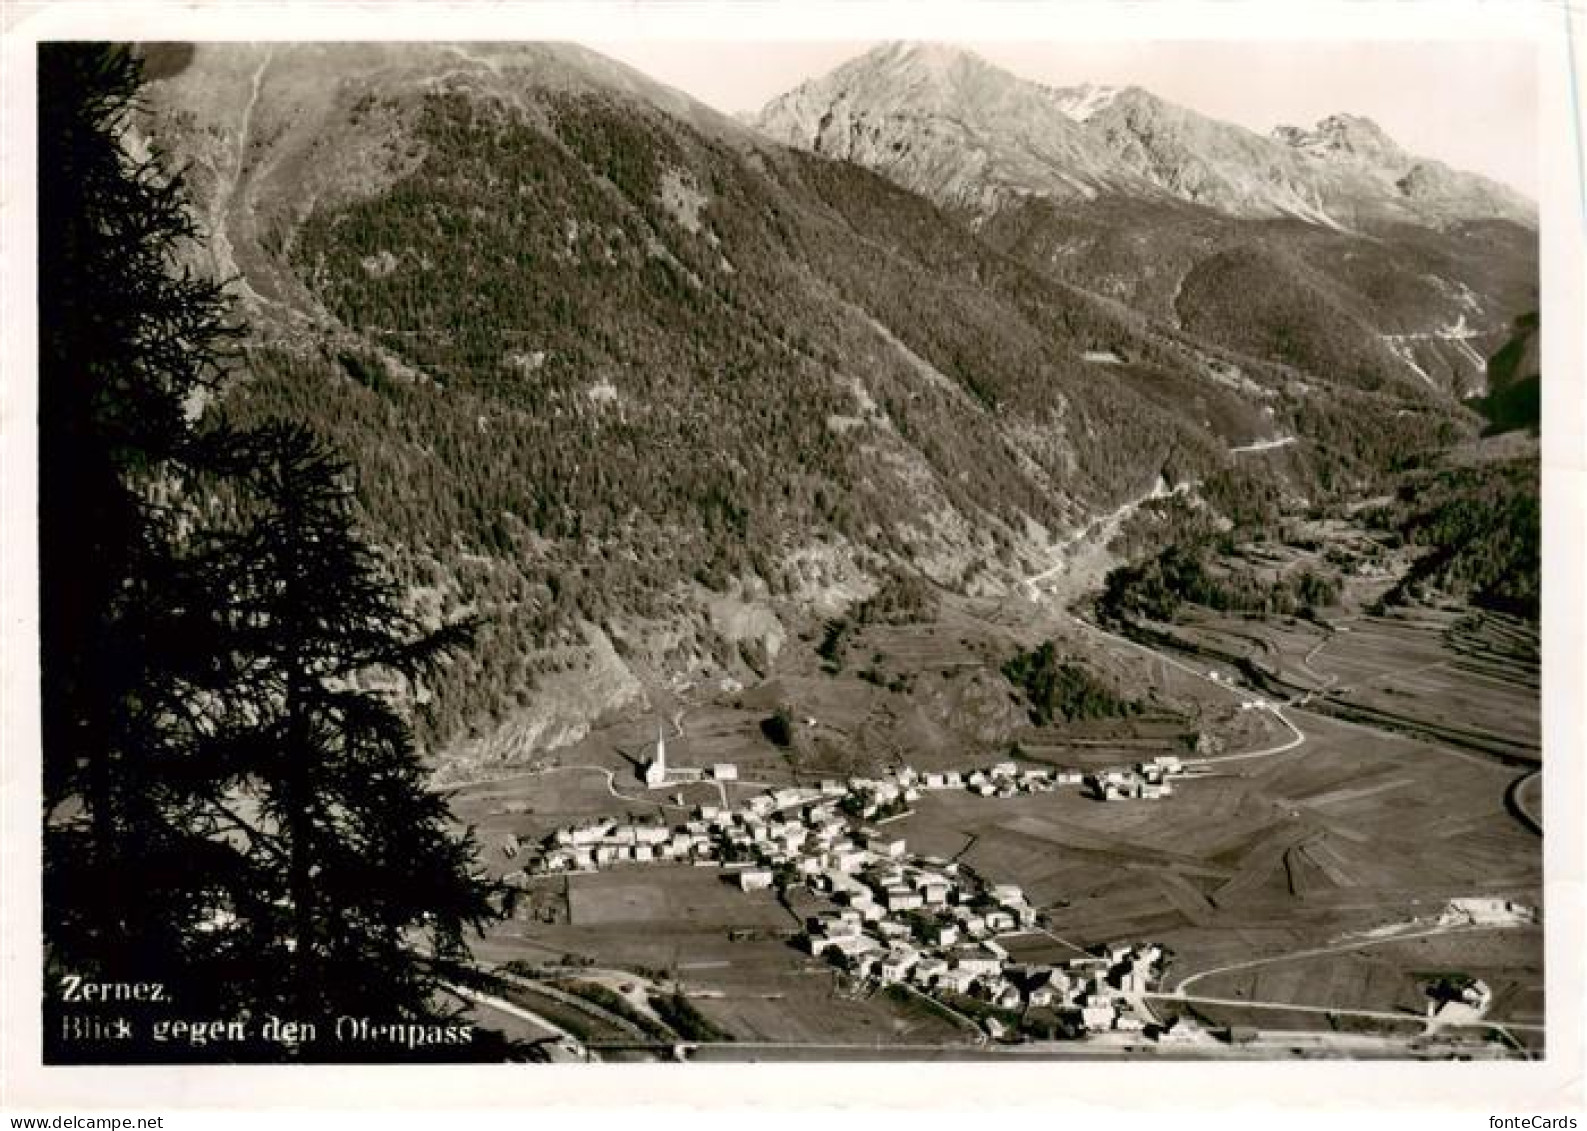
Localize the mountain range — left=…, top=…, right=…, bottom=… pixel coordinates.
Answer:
left=753, top=41, right=1535, bottom=230
left=129, top=40, right=1537, bottom=777
left=754, top=42, right=1537, bottom=397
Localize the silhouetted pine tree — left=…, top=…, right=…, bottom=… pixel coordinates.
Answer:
left=39, top=42, right=251, bottom=1058
left=39, top=43, right=502, bottom=1062
left=204, top=424, right=495, bottom=1051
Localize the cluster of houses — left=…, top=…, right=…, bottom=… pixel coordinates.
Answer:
left=523, top=751, right=1187, bottom=877
left=915, top=761, right=1082, bottom=797
left=1084, top=754, right=1189, bottom=802
left=531, top=774, right=912, bottom=876
left=516, top=751, right=1182, bottom=1037
left=805, top=894, right=1167, bottom=1036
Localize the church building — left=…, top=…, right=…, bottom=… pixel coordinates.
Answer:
left=644, top=725, right=668, bottom=787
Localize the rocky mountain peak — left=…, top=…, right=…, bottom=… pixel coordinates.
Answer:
left=800, top=40, right=1039, bottom=115
left=1274, top=112, right=1406, bottom=164
left=755, top=44, right=1535, bottom=231
left=752, top=40, right=1115, bottom=211
left=870, top=39, right=987, bottom=75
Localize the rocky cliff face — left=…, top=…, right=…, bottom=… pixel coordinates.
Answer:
left=1269, top=113, right=1535, bottom=227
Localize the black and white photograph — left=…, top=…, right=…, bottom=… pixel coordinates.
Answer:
left=3, top=0, right=1583, bottom=1121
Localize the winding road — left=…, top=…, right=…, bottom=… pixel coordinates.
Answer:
left=446, top=982, right=590, bottom=1061
left=1229, top=436, right=1298, bottom=455
left=1014, top=538, right=1541, bottom=1047
left=1063, top=609, right=1309, bottom=764
left=1148, top=991, right=1543, bottom=1035
left=1169, top=921, right=1532, bottom=996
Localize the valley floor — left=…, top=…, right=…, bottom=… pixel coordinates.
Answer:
left=447, top=559, right=1542, bottom=1059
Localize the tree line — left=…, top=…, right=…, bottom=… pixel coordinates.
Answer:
left=1369, top=458, right=1539, bottom=620
left=1000, top=642, right=1144, bottom=726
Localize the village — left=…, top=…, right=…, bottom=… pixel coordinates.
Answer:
left=507, top=729, right=1201, bottom=1042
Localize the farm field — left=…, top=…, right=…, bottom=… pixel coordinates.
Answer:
left=470, top=865, right=968, bottom=1045
left=1150, top=997, right=1429, bottom=1038
left=565, top=866, right=793, bottom=929
left=1164, top=608, right=1539, bottom=762
left=887, top=700, right=1542, bottom=1038
left=1177, top=930, right=1540, bottom=1018
left=444, top=572, right=1542, bottom=1056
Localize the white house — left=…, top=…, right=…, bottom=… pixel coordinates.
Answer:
left=739, top=869, right=774, bottom=892
left=830, top=848, right=867, bottom=873
left=880, top=949, right=920, bottom=982
left=877, top=919, right=911, bottom=940
left=984, top=910, right=1016, bottom=932
left=955, top=910, right=988, bottom=935
left=918, top=884, right=949, bottom=908
left=937, top=969, right=977, bottom=995
left=868, top=835, right=907, bottom=858
left=1081, top=1003, right=1117, bottom=1031
left=885, top=889, right=924, bottom=912
left=955, top=950, right=1002, bottom=977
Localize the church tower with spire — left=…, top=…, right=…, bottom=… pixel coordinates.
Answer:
left=644, top=723, right=668, bottom=787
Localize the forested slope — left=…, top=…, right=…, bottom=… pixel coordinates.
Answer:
left=138, top=43, right=1508, bottom=766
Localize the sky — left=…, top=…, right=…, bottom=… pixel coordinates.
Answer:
left=589, top=39, right=1539, bottom=198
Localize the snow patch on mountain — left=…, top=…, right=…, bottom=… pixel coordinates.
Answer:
left=1044, top=83, right=1121, bottom=122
